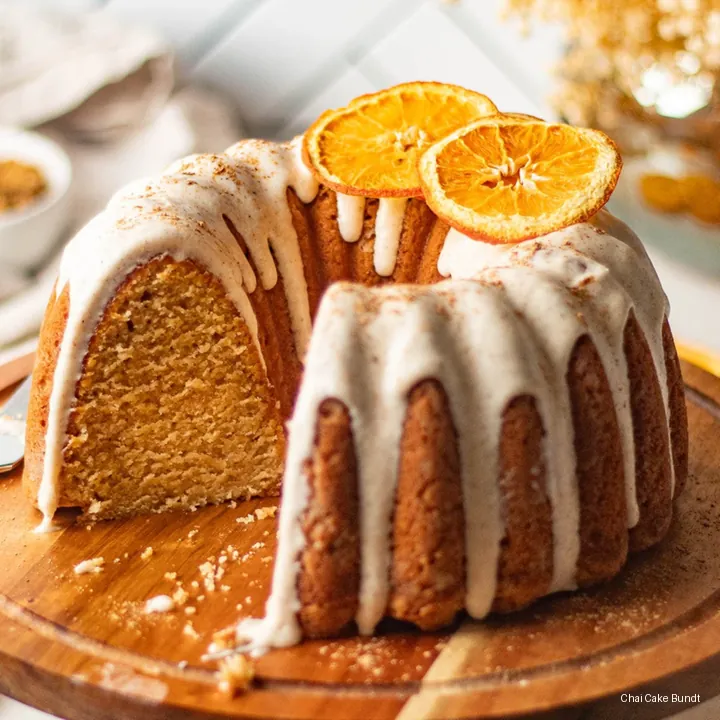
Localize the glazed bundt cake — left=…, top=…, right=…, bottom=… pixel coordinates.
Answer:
left=237, top=212, right=688, bottom=650
left=23, top=102, right=687, bottom=649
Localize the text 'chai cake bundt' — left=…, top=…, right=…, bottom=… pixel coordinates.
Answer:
left=22, top=83, right=688, bottom=651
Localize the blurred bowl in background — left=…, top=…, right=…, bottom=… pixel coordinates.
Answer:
left=0, top=129, right=73, bottom=273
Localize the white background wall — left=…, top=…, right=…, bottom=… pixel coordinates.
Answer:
left=13, top=0, right=564, bottom=138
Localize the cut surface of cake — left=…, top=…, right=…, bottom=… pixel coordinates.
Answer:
left=23, top=85, right=688, bottom=650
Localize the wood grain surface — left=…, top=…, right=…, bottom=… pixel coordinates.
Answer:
left=0, top=360, right=718, bottom=720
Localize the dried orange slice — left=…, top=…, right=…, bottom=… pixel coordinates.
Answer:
left=680, top=175, right=720, bottom=225
left=498, top=112, right=544, bottom=123
left=639, top=174, right=685, bottom=213
left=303, top=82, right=497, bottom=197
left=418, top=116, right=622, bottom=243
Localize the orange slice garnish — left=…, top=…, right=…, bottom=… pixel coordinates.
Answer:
left=303, top=82, right=498, bottom=198
left=498, top=112, right=544, bottom=123
left=418, top=116, right=622, bottom=243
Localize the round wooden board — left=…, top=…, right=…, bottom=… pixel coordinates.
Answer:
left=0, top=360, right=719, bottom=720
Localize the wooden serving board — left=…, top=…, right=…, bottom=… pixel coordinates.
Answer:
left=0, top=361, right=719, bottom=720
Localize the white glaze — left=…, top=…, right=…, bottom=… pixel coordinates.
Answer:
left=336, top=193, right=408, bottom=276
left=336, top=194, right=365, bottom=242
left=373, top=198, right=409, bottom=276
left=237, top=210, right=672, bottom=654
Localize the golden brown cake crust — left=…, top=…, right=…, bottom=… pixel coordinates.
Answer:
left=625, top=311, right=674, bottom=551
left=389, top=199, right=440, bottom=284
left=286, top=188, right=324, bottom=320
left=298, top=399, right=360, bottom=638
left=302, top=187, right=354, bottom=299
left=23, top=285, right=70, bottom=508
left=302, top=189, right=448, bottom=291
left=568, top=335, right=628, bottom=587
left=663, top=318, right=689, bottom=497
left=492, top=395, right=553, bottom=613
left=389, top=379, right=465, bottom=630
left=224, top=215, right=300, bottom=418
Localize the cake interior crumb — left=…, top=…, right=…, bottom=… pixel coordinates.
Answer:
left=217, top=654, right=254, bottom=696
left=140, top=546, right=154, bottom=560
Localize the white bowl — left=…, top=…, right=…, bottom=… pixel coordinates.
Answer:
left=0, top=129, right=73, bottom=272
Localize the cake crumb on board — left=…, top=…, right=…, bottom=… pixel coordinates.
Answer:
left=211, top=626, right=236, bottom=651
left=140, top=547, right=154, bottom=560
left=254, top=505, right=278, bottom=520
left=144, top=595, right=175, bottom=614
left=74, top=557, right=104, bottom=575
left=199, top=561, right=217, bottom=592
left=183, top=621, right=199, bottom=640
left=217, top=654, right=254, bottom=696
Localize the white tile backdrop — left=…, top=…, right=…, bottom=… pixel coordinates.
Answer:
left=21, top=0, right=564, bottom=138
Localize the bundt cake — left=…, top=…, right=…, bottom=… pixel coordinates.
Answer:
left=236, top=211, right=688, bottom=650
left=23, top=125, right=687, bottom=648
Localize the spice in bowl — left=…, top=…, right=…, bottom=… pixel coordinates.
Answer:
left=0, top=159, right=48, bottom=213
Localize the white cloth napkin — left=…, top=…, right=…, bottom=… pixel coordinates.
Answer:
left=0, top=3, right=173, bottom=133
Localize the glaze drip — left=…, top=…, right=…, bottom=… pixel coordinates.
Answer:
left=336, top=194, right=365, bottom=243
left=373, top=198, right=409, bottom=276
left=335, top=193, right=409, bottom=277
